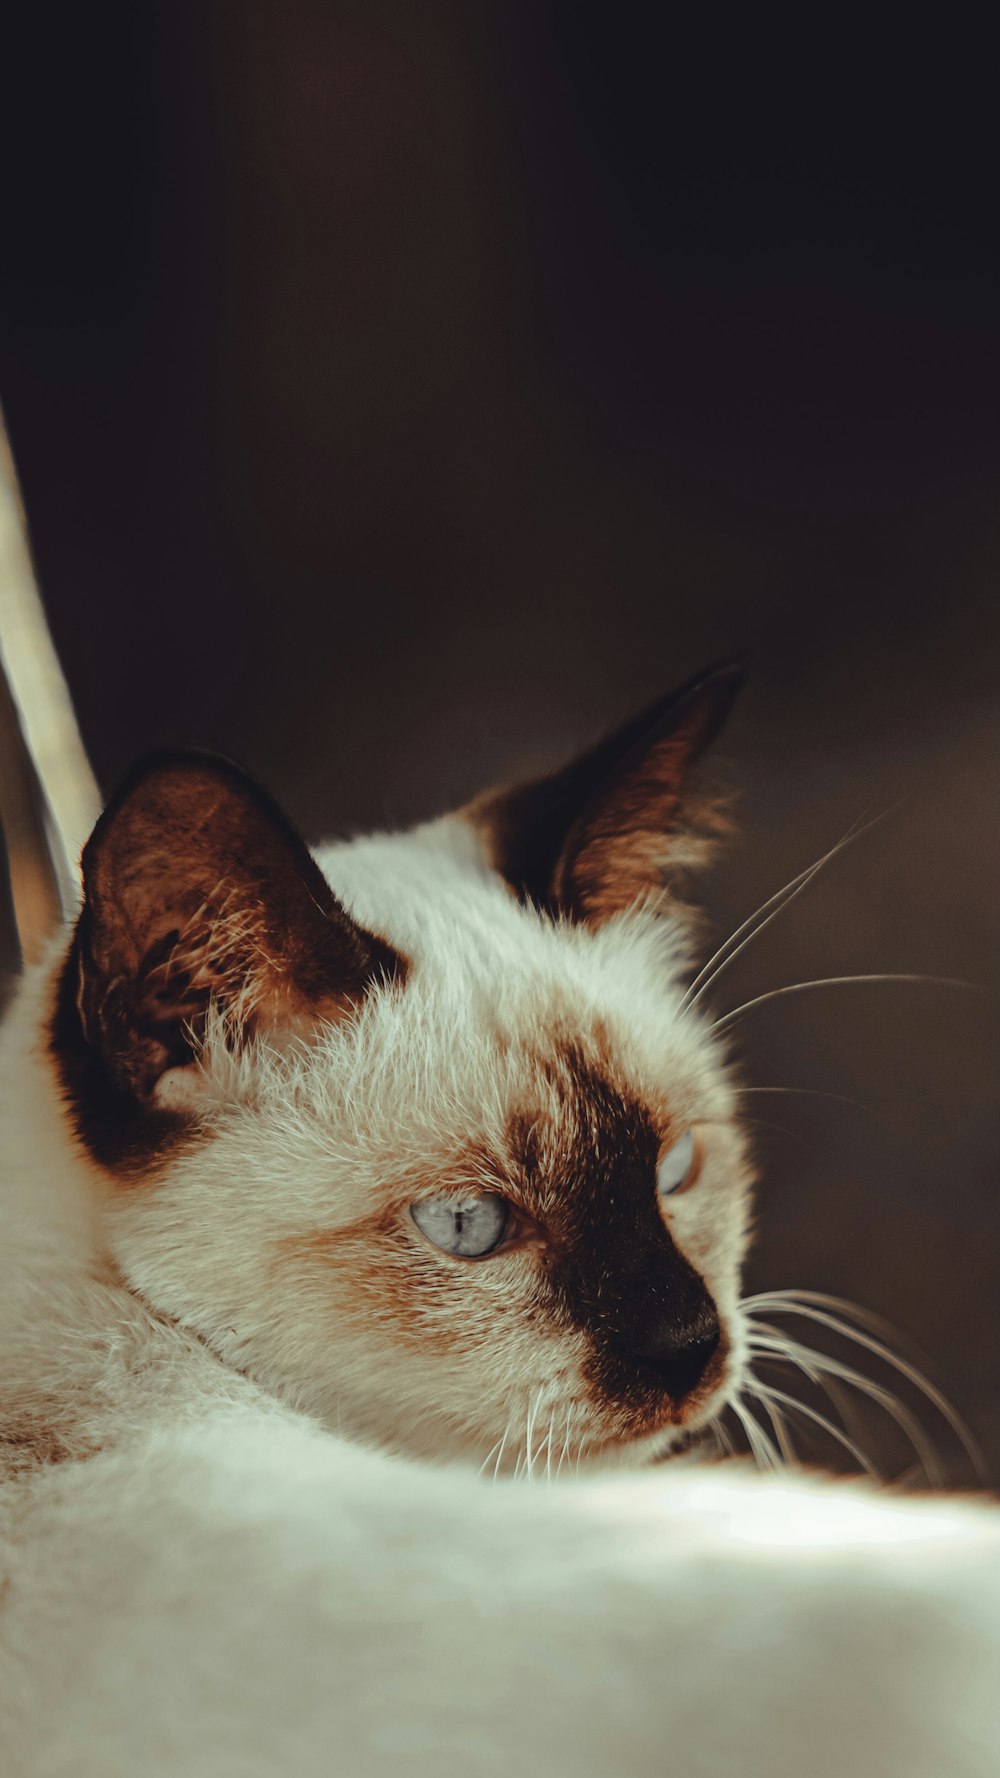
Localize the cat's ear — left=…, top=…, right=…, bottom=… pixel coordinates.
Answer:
left=69, top=752, right=404, bottom=1105
left=468, top=663, right=744, bottom=925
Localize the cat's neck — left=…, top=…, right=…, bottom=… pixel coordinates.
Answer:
left=0, top=950, right=106, bottom=1289
left=0, top=948, right=271, bottom=1470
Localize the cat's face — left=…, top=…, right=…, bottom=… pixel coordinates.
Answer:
left=51, top=667, right=753, bottom=1467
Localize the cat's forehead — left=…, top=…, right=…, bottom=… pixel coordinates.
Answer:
left=325, top=829, right=690, bottom=1008
left=292, top=889, right=727, bottom=1171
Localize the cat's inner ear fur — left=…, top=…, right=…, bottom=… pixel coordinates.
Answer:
left=468, top=663, right=744, bottom=925
left=71, top=752, right=404, bottom=1104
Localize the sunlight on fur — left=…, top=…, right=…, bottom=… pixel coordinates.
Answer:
left=3, top=665, right=997, bottom=1778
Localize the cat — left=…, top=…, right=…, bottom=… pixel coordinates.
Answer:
left=1, top=663, right=997, bottom=1778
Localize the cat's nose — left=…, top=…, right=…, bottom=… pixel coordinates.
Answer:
left=632, top=1314, right=721, bottom=1399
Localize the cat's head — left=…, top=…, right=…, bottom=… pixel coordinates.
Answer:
left=51, top=666, right=754, bottom=1468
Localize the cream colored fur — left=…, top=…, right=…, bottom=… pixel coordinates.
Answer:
left=1, top=808, right=998, bottom=1777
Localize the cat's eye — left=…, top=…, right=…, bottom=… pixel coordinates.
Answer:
left=657, top=1129, right=697, bottom=1198
left=410, top=1192, right=512, bottom=1258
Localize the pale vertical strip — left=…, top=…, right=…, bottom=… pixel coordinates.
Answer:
left=0, top=403, right=101, bottom=960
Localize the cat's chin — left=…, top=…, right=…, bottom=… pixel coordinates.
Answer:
left=314, top=1387, right=730, bottom=1475
left=571, top=1417, right=725, bottom=1475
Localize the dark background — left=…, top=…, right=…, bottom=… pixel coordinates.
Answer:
left=1, top=3, right=997, bottom=1483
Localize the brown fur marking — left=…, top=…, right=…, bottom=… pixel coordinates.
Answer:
left=52, top=751, right=407, bottom=1180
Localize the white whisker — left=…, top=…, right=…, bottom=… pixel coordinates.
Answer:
left=478, top=1431, right=505, bottom=1478
left=744, top=1290, right=985, bottom=1478
left=731, top=1396, right=781, bottom=1470
left=738, top=1085, right=875, bottom=1116
left=752, top=1388, right=796, bottom=1465
left=524, top=1392, right=539, bottom=1483
left=811, top=1370, right=871, bottom=1459
left=747, top=1379, right=879, bottom=1476
left=754, top=1337, right=939, bottom=1486
left=488, top=1415, right=514, bottom=1483
left=712, top=973, right=975, bottom=1036
left=712, top=1418, right=735, bottom=1458
left=747, top=1322, right=866, bottom=1441
left=748, top=1325, right=945, bottom=1483
left=555, top=1404, right=575, bottom=1480
left=682, top=805, right=892, bottom=1012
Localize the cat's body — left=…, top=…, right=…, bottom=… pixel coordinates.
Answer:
left=1, top=671, right=998, bottom=1776
left=4, top=1391, right=998, bottom=1778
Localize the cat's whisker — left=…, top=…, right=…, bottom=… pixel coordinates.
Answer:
left=808, top=1369, right=871, bottom=1461
left=712, top=973, right=976, bottom=1037
left=749, top=1404, right=784, bottom=1471
left=524, top=1392, right=540, bottom=1483
left=512, top=1435, right=527, bottom=1484
left=746, top=1378, right=880, bottom=1476
left=682, top=804, right=891, bottom=1013
left=737, top=1115, right=810, bottom=1148
left=746, top=1324, right=945, bottom=1485
left=478, top=1432, right=505, bottom=1479
left=738, top=1085, right=875, bottom=1117
left=510, top=1408, right=527, bottom=1484
left=483, top=1413, right=515, bottom=1482
left=746, top=1303, right=959, bottom=1486
left=712, top=1418, right=735, bottom=1458
left=540, top=1406, right=552, bottom=1474
left=491, top=1426, right=510, bottom=1482
left=555, top=1403, right=575, bottom=1480
left=751, top=1388, right=796, bottom=1466
left=743, top=1290, right=985, bottom=1478
left=730, top=1397, right=781, bottom=1471
left=728, top=1399, right=753, bottom=1463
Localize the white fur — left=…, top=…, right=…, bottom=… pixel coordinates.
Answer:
left=2, top=1409, right=998, bottom=1778
left=1, top=814, right=998, bottom=1776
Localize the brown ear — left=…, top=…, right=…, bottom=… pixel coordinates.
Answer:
left=468, top=663, right=744, bottom=925
left=69, top=751, right=404, bottom=1101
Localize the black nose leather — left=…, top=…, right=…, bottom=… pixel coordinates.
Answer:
left=633, top=1317, right=721, bottom=1398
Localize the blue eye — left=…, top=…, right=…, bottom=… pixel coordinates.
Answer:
left=657, top=1129, right=696, bottom=1197
left=410, top=1193, right=512, bottom=1258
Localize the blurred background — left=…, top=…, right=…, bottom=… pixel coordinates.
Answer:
left=0, top=3, right=997, bottom=1483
